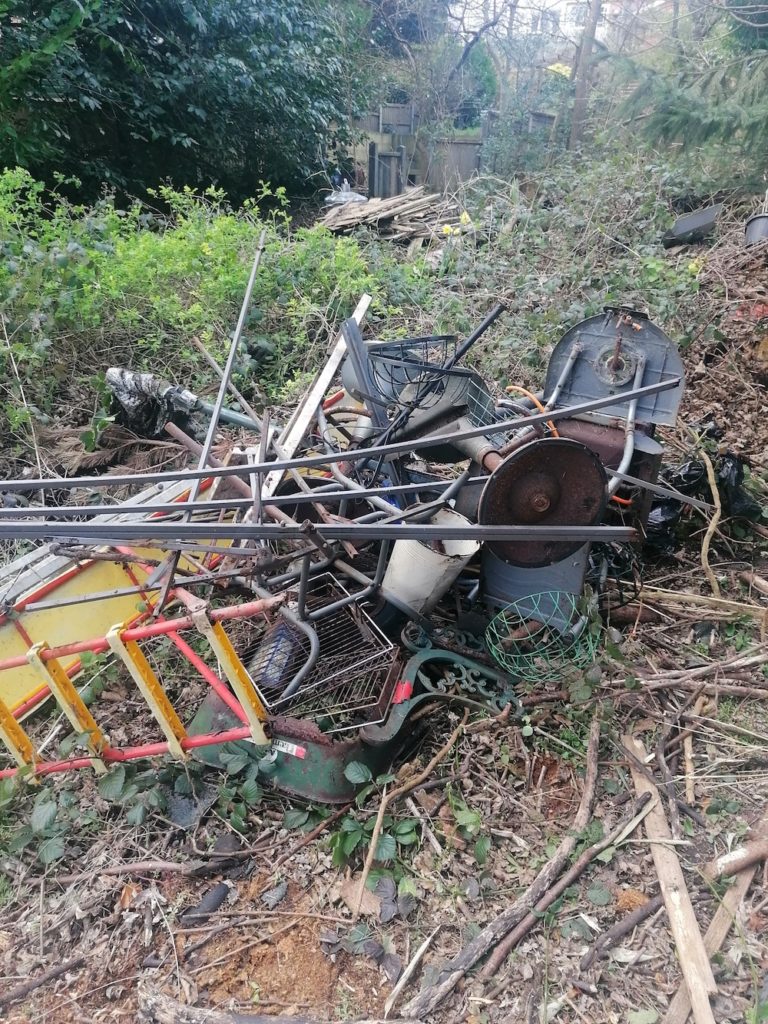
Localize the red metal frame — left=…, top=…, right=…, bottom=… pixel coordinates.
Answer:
left=0, top=726, right=253, bottom=779
left=0, top=594, right=283, bottom=778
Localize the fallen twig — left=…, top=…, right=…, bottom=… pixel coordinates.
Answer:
left=401, top=716, right=601, bottom=1019
left=138, top=983, right=423, bottom=1024
left=189, top=918, right=298, bottom=977
left=260, top=803, right=352, bottom=888
left=0, top=955, right=86, bottom=1011
left=483, top=793, right=653, bottom=988
left=655, top=740, right=682, bottom=839
left=683, top=695, right=708, bottom=803
left=737, top=570, right=768, bottom=598
left=384, top=927, right=440, bottom=1019
left=698, top=449, right=722, bottom=598
left=54, top=858, right=221, bottom=885
left=702, top=838, right=768, bottom=881
left=580, top=893, right=664, bottom=970
left=637, top=587, right=767, bottom=624
left=624, top=734, right=717, bottom=1024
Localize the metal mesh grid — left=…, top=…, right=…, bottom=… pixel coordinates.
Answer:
left=465, top=376, right=510, bottom=448
left=366, top=335, right=457, bottom=408
left=282, top=652, right=401, bottom=733
left=246, top=573, right=394, bottom=713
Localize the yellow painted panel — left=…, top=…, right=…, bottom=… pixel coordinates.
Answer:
left=0, top=532, right=233, bottom=714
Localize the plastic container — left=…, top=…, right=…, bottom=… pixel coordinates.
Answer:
left=381, top=507, right=480, bottom=616
left=662, top=203, right=723, bottom=248
left=745, top=214, right=768, bottom=245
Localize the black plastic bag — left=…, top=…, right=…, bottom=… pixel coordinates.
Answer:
left=717, top=452, right=763, bottom=521
left=644, top=500, right=684, bottom=555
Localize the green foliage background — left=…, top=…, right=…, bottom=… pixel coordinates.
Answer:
left=0, top=0, right=360, bottom=197
left=0, top=148, right=708, bottom=462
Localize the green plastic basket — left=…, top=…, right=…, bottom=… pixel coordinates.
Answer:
left=485, top=590, right=599, bottom=683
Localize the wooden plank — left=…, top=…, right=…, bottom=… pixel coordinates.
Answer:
left=663, top=865, right=757, bottom=1024
left=259, top=294, right=372, bottom=501
left=623, top=734, right=717, bottom=1024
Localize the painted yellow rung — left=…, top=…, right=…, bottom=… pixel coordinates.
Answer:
left=0, top=696, right=36, bottom=770
left=106, top=625, right=187, bottom=760
left=190, top=607, right=269, bottom=746
left=26, top=643, right=107, bottom=772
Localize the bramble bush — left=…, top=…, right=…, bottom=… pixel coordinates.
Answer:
left=0, top=170, right=431, bottom=454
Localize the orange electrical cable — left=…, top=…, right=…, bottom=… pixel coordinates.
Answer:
left=504, top=385, right=559, bottom=437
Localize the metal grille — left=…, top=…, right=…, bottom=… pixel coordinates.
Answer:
left=465, top=376, right=510, bottom=449
left=246, top=574, right=394, bottom=714
left=367, top=336, right=458, bottom=408
left=283, top=652, right=401, bottom=734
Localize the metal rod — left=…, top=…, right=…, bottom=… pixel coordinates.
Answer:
left=6, top=567, right=265, bottom=613
left=157, top=234, right=266, bottom=608
left=192, top=229, right=267, bottom=498
left=0, top=477, right=489, bottom=520
left=0, top=726, right=255, bottom=779
left=604, top=468, right=712, bottom=511
left=608, top=356, right=645, bottom=498
left=446, top=301, right=507, bottom=369
left=544, top=339, right=581, bottom=409
left=0, top=377, right=681, bottom=495
left=0, top=522, right=638, bottom=543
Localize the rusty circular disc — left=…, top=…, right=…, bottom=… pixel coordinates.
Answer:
left=477, top=438, right=607, bottom=567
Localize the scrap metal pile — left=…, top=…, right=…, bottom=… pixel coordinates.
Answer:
left=0, top=261, right=690, bottom=801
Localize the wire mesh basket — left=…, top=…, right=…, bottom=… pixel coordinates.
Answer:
left=485, top=591, right=600, bottom=683
left=367, top=335, right=457, bottom=409
left=283, top=653, right=401, bottom=734
left=246, top=573, right=395, bottom=726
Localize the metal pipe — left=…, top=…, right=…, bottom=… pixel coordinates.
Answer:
left=277, top=603, right=320, bottom=698
left=0, top=378, right=682, bottom=495
left=0, top=478, right=486, bottom=521
left=4, top=566, right=268, bottom=614
left=544, top=339, right=582, bottom=409
left=197, top=401, right=261, bottom=431
left=150, top=233, right=267, bottom=608
left=308, top=539, right=392, bottom=619
left=445, top=302, right=507, bottom=369
left=297, top=553, right=312, bottom=619
left=0, top=726, right=255, bottom=780
left=0, top=523, right=638, bottom=548
left=190, top=230, right=267, bottom=501
left=608, top=356, right=645, bottom=497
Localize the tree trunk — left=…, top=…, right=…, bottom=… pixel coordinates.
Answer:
left=568, top=0, right=603, bottom=150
